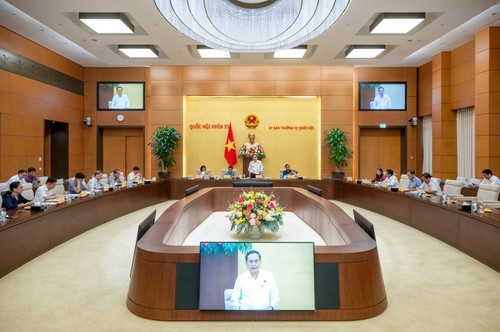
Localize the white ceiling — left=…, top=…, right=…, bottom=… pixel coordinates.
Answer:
left=1, top=0, right=499, bottom=68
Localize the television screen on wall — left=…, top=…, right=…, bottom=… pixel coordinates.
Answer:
left=97, top=82, right=145, bottom=110
left=198, top=242, right=316, bottom=311
left=359, top=82, right=406, bottom=111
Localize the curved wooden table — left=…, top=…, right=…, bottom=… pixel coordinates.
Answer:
left=127, top=187, right=387, bottom=321
left=333, top=181, right=500, bottom=272
left=0, top=182, right=168, bottom=278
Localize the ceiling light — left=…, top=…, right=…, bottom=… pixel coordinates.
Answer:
left=154, top=0, right=351, bottom=53
left=273, top=46, right=307, bottom=58
left=345, top=45, right=385, bottom=58
left=118, top=45, right=159, bottom=58
left=79, top=13, right=134, bottom=34
left=197, top=46, right=231, bottom=58
left=370, top=13, right=425, bottom=34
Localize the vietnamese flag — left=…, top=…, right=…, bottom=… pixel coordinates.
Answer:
left=224, top=122, right=237, bottom=166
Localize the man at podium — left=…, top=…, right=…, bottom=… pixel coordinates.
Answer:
left=248, top=154, right=264, bottom=179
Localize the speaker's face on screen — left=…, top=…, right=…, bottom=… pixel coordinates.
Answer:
left=246, top=253, right=261, bottom=274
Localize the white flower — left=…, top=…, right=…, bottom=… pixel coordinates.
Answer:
left=249, top=218, right=256, bottom=226
left=236, top=211, right=242, bottom=218
left=250, top=212, right=256, bottom=219
left=265, top=214, right=272, bottom=221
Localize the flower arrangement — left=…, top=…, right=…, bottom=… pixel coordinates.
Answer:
left=227, top=190, right=284, bottom=235
left=237, top=145, right=266, bottom=159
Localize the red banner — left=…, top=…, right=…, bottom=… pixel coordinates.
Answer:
left=224, top=122, right=237, bottom=166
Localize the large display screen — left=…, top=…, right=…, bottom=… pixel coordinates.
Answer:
left=359, top=82, right=406, bottom=111
left=199, top=242, right=315, bottom=311
left=97, top=82, right=145, bottom=110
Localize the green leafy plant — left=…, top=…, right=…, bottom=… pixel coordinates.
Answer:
left=149, top=125, right=181, bottom=172
left=325, top=127, right=353, bottom=172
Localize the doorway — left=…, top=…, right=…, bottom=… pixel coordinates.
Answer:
left=97, top=127, right=144, bottom=176
left=44, top=120, right=69, bottom=179
left=359, top=127, right=406, bottom=180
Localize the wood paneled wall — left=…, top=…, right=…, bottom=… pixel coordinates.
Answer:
left=2, top=26, right=499, bottom=182
left=418, top=27, right=499, bottom=179
left=475, top=27, right=500, bottom=174
left=0, top=27, right=84, bottom=181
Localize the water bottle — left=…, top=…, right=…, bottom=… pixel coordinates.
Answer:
left=66, top=194, right=71, bottom=204
left=1, top=208, right=7, bottom=221
left=471, top=202, right=477, bottom=213
left=442, top=194, right=447, bottom=204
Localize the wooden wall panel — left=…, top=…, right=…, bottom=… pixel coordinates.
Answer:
left=274, top=81, right=321, bottom=95
left=228, top=81, right=275, bottom=95
left=275, top=66, right=322, bottom=81
left=183, top=66, right=229, bottom=81
left=229, top=66, right=275, bottom=80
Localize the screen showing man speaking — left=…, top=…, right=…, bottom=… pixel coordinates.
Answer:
left=198, top=242, right=315, bottom=311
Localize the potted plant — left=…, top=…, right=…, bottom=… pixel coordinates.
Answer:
left=325, top=127, right=353, bottom=179
left=149, top=125, right=181, bottom=179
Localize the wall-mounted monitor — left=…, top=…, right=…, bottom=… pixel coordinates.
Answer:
left=97, top=82, right=145, bottom=110
left=199, top=242, right=315, bottom=311
left=359, top=82, right=406, bottom=111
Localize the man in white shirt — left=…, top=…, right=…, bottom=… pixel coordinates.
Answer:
left=419, top=173, right=442, bottom=196
left=230, top=250, right=279, bottom=310
left=384, top=169, right=399, bottom=187
left=8, top=169, right=27, bottom=185
left=248, top=154, right=264, bottom=179
left=34, top=177, right=57, bottom=201
left=480, top=169, right=500, bottom=185
left=372, top=86, right=391, bottom=110
left=110, top=86, right=129, bottom=109
left=87, top=170, right=105, bottom=190
left=127, top=166, right=142, bottom=185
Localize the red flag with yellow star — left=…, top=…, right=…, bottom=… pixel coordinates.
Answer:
left=224, top=122, right=237, bottom=166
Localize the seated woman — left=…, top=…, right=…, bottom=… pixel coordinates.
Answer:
left=2, top=181, right=33, bottom=209
left=370, top=168, right=387, bottom=183
left=197, top=165, right=207, bottom=176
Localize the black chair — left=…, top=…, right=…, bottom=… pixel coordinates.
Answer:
left=307, top=185, right=322, bottom=197
left=353, top=209, right=376, bottom=241
left=131, top=209, right=157, bottom=277
left=185, top=185, right=199, bottom=196
left=232, top=181, right=273, bottom=188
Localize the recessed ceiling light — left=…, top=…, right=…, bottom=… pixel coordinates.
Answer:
left=118, top=45, right=159, bottom=58
left=273, top=46, right=307, bottom=58
left=370, top=13, right=425, bottom=34
left=79, top=13, right=134, bottom=34
left=345, top=45, right=385, bottom=58
left=197, top=46, right=231, bottom=58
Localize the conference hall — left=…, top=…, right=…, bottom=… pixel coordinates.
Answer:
left=0, top=0, right=499, bottom=331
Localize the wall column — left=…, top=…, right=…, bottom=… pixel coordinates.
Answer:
left=432, top=52, right=456, bottom=179
left=475, top=27, right=500, bottom=176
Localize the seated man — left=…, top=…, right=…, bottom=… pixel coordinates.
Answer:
left=127, top=166, right=142, bottom=185
left=23, top=167, right=38, bottom=184
left=406, top=169, right=422, bottom=188
left=384, top=169, right=399, bottom=187
left=34, top=177, right=58, bottom=201
left=8, top=169, right=27, bottom=185
left=87, top=170, right=105, bottom=190
left=68, top=172, right=88, bottom=194
left=282, top=164, right=298, bottom=178
left=108, top=169, right=123, bottom=187
left=419, top=172, right=442, bottom=196
left=223, top=165, right=236, bottom=178
left=2, top=181, right=32, bottom=209
left=480, top=169, right=500, bottom=186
